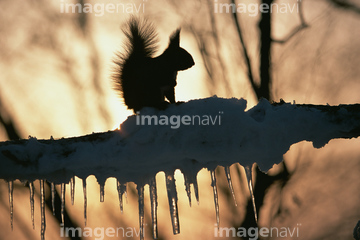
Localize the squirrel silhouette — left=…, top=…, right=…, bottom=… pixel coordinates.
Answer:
left=113, top=17, right=195, bottom=113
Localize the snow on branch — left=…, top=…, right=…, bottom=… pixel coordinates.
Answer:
left=1, top=97, right=360, bottom=183
left=1, top=96, right=360, bottom=240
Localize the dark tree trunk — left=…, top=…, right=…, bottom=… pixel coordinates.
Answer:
left=258, top=0, right=273, bottom=101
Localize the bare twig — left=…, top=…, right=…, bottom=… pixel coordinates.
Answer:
left=330, top=0, right=360, bottom=14
left=231, top=0, right=257, bottom=95
left=272, top=0, right=309, bottom=44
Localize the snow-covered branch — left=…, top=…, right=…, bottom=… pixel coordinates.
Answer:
left=1, top=97, right=360, bottom=183
left=2, top=97, right=360, bottom=240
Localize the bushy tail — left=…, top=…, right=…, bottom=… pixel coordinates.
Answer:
left=122, top=17, right=158, bottom=58
left=113, top=17, right=158, bottom=108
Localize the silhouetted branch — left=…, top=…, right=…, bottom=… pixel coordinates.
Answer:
left=188, top=2, right=232, bottom=95
left=258, top=0, right=273, bottom=101
left=329, top=0, right=360, bottom=14
left=231, top=0, right=257, bottom=97
left=354, top=220, right=360, bottom=240
left=272, top=0, right=309, bottom=44
left=188, top=25, right=216, bottom=87
left=0, top=97, right=21, bottom=141
left=206, top=1, right=232, bottom=96
left=2, top=99, right=360, bottom=182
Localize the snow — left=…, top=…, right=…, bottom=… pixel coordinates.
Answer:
left=1, top=96, right=359, bottom=240
left=1, top=97, right=351, bottom=182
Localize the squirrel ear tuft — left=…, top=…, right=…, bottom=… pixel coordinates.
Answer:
left=169, top=28, right=181, bottom=47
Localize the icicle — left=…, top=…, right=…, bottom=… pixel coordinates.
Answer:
left=29, top=182, right=35, bottom=229
left=8, top=181, right=13, bottom=230
left=245, top=165, right=258, bottom=223
left=61, top=183, right=65, bottom=225
left=210, top=170, right=219, bottom=229
left=50, top=182, right=55, bottom=216
left=137, top=185, right=145, bottom=240
left=40, top=179, right=46, bottom=240
left=183, top=175, right=192, bottom=207
left=70, top=176, right=75, bottom=205
left=185, top=172, right=199, bottom=204
left=165, top=172, right=180, bottom=234
left=193, top=175, right=200, bottom=204
left=83, top=179, right=87, bottom=226
left=149, top=177, right=158, bottom=239
left=100, top=183, right=105, bottom=203
left=225, top=166, right=237, bottom=206
left=116, top=181, right=127, bottom=213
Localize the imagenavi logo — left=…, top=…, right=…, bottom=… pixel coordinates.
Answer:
left=135, top=111, right=224, bottom=129
left=214, top=224, right=301, bottom=239
left=214, top=0, right=301, bottom=17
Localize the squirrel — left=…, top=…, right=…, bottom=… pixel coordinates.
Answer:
left=113, top=17, right=195, bottom=113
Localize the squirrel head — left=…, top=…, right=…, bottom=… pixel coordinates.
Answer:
left=163, top=28, right=195, bottom=71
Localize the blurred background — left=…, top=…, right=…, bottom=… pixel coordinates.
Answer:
left=0, top=0, right=360, bottom=239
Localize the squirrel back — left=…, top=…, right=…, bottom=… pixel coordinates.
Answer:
left=113, top=17, right=195, bottom=113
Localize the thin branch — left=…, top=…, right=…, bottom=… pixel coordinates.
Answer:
left=272, top=0, right=309, bottom=44
left=188, top=26, right=216, bottom=89
left=187, top=1, right=233, bottom=95
left=330, top=0, right=360, bottom=14
left=231, top=0, right=257, bottom=97
left=0, top=97, right=21, bottom=141
left=206, top=0, right=232, bottom=96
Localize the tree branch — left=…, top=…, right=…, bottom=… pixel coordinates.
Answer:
left=272, top=0, right=309, bottom=44
left=231, top=0, right=257, bottom=97
left=329, top=0, right=360, bottom=14
left=1, top=98, right=360, bottom=184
